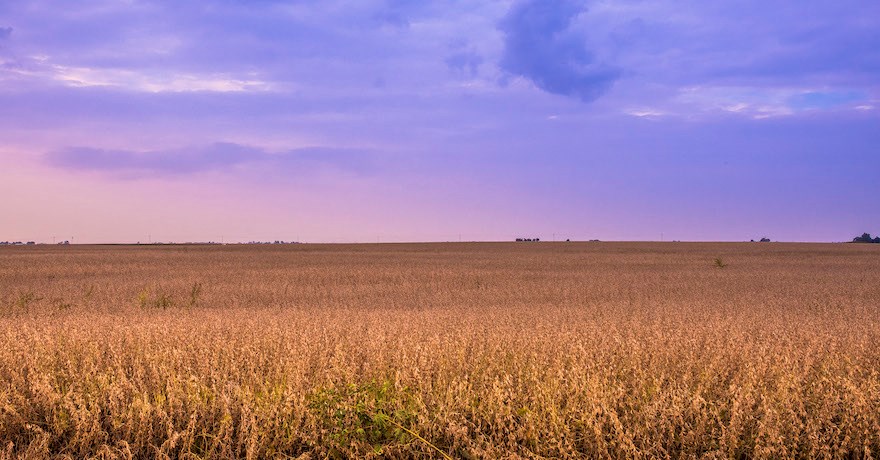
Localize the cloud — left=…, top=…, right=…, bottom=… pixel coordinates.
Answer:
left=1, top=0, right=876, bottom=152
left=663, top=85, right=873, bottom=119
left=44, top=142, right=375, bottom=177
left=0, top=27, right=11, bottom=39
left=570, top=0, right=880, bottom=118
left=54, top=66, right=274, bottom=93
left=498, top=0, right=619, bottom=102
left=45, top=143, right=258, bottom=174
left=372, top=0, right=446, bottom=28
left=0, top=1, right=475, bottom=98
left=445, top=49, right=483, bottom=77
left=787, top=91, right=867, bottom=111
left=698, top=4, right=880, bottom=86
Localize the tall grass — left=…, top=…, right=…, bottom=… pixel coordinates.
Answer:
left=1, top=242, right=878, bottom=458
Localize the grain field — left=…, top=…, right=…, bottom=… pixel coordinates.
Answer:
left=1, top=242, right=878, bottom=458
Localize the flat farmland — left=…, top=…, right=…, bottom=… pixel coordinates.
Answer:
left=1, top=242, right=879, bottom=459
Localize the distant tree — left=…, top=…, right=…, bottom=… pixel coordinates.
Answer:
left=853, top=233, right=875, bottom=243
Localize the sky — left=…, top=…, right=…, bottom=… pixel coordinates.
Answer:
left=1, top=0, right=878, bottom=243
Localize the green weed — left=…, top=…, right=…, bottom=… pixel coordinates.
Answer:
left=307, top=379, right=448, bottom=458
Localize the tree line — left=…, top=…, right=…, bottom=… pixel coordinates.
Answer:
left=852, top=233, right=880, bottom=243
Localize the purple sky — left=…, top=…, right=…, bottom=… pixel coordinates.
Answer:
left=1, top=0, right=878, bottom=243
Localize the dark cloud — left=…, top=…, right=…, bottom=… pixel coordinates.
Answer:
left=45, top=142, right=375, bottom=177
left=0, top=27, right=11, bottom=39
left=499, top=0, right=619, bottom=102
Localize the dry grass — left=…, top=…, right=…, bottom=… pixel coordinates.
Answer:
left=1, top=242, right=879, bottom=459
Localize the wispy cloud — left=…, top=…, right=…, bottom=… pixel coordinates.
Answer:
left=46, top=64, right=275, bottom=93
left=669, top=86, right=872, bottom=119
left=45, top=142, right=375, bottom=178
left=1, top=55, right=275, bottom=93
left=445, top=48, right=483, bottom=78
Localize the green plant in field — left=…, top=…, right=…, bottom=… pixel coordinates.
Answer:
left=307, top=379, right=450, bottom=458
left=188, top=282, right=202, bottom=308
left=136, top=287, right=174, bottom=309
left=51, top=297, right=73, bottom=311
left=83, top=284, right=95, bottom=301
left=713, top=257, right=728, bottom=269
left=0, top=291, right=42, bottom=316
left=15, top=291, right=41, bottom=313
left=136, top=288, right=150, bottom=309
left=154, top=292, right=174, bottom=309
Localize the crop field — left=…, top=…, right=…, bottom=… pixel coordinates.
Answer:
left=1, top=242, right=879, bottom=459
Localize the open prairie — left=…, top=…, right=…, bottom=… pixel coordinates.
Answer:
left=1, top=242, right=879, bottom=459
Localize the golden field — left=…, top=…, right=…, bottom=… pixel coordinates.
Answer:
left=1, top=242, right=879, bottom=459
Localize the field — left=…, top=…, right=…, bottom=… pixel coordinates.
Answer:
left=1, top=242, right=879, bottom=459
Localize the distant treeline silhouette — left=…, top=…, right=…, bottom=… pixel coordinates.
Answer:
left=852, top=233, right=880, bottom=243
